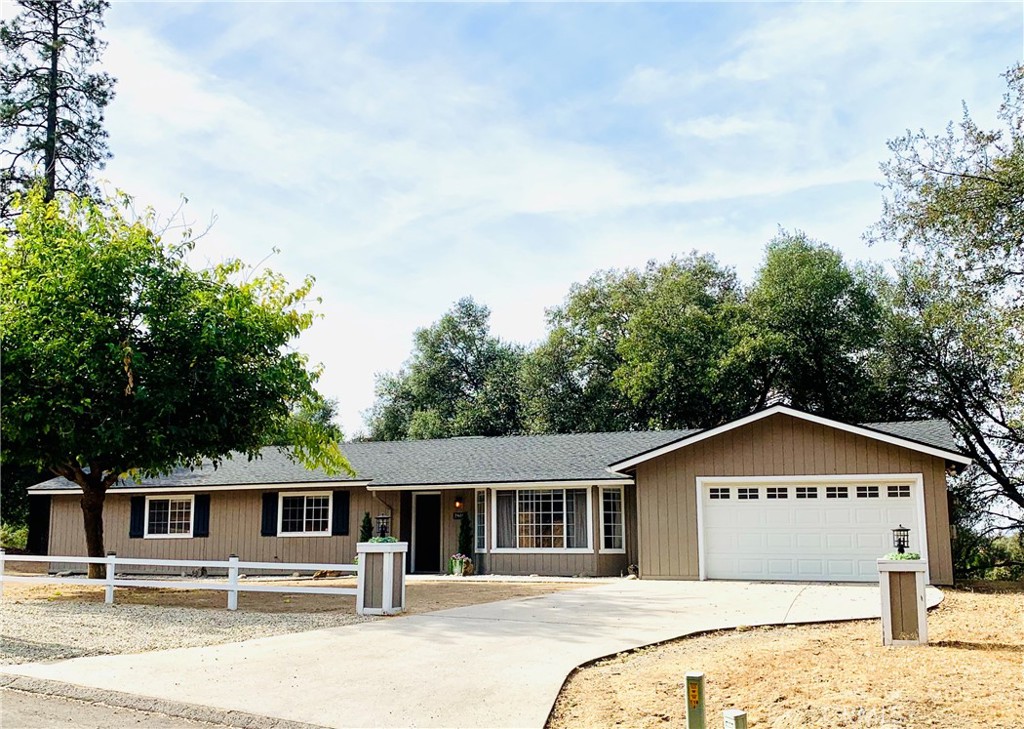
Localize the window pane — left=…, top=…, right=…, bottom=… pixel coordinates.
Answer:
left=281, top=496, right=305, bottom=533
left=517, top=490, right=565, bottom=548
left=566, top=489, right=588, bottom=549
left=496, top=491, right=516, bottom=548
left=148, top=499, right=169, bottom=535
left=168, top=499, right=192, bottom=534
left=475, top=491, right=487, bottom=551
left=602, top=488, right=623, bottom=550
left=305, top=495, right=330, bottom=532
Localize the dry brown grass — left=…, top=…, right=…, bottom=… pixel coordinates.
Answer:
left=1, top=571, right=584, bottom=615
left=549, top=585, right=1024, bottom=729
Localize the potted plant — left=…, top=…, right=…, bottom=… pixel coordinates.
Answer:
left=449, top=553, right=472, bottom=576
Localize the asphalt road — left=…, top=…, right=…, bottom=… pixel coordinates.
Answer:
left=0, top=689, right=224, bottom=729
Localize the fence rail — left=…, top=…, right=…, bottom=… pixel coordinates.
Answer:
left=0, top=550, right=359, bottom=611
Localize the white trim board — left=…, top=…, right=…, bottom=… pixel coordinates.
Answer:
left=368, top=478, right=633, bottom=492
left=695, top=474, right=930, bottom=584
left=607, top=405, right=971, bottom=473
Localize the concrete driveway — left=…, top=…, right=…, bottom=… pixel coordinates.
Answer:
left=2, top=580, right=942, bottom=729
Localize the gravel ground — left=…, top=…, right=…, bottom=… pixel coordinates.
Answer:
left=0, top=599, right=372, bottom=665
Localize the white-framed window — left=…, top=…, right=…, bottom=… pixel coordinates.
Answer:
left=856, top=485, right=879, bottom=498
left=888, top=484, right=911, bottom=498
left=826, top=486, right=849, bottom=499
left=600, top=486, right=625, bottom=553
left=737, top=487, right=759, bottom=500
left=145, top=495, right=194, bottom=538
left=766, top=487, right=788, bottom=499
left=475, top=489, right=487, bottom=552
left=796, top=486, right=818, bottom=499
left=492, top=487, right=592, bottom=552
left=278, top=492, right=332, bottom=536
left=709, top=487, right=730, bottom=499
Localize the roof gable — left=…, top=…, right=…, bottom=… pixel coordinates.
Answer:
left=606, top=405, right=971, bottom=473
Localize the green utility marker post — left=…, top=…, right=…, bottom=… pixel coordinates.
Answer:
left=685, top=672, right=706, bottom=729
left=723, top=709, right=748, bottom=729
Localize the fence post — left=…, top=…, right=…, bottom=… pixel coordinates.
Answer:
left=0, top=547, right=6, bottom=599
left=723, top=709, right=748, bottom=729
left=105, top=552, right=116, bottom=604
left=685, top=671, right=706, bottom=729
left=227, top=555, right=239, bottom=611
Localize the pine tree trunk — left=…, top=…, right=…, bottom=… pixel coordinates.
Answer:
left=80, top=486, right=106, bottom=579
left=43, top=4, right=59, bottom=202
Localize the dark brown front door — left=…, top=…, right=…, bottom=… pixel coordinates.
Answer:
left=413, top=493, right=442, bottom=573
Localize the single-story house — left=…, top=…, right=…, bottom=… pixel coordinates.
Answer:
left=27, top=405, right=970, bottom=585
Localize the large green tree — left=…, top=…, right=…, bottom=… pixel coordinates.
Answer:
left=872, top=65, right=1024, bottom=530
left=741, top=231, right=908, bottom=422
left=614, top=253, right=752, bottom=429
left=0, top=0, right=115, bottom=218
left=0, top=189, right=348, bottom=575
left=366, top=298, right=525, bottom=440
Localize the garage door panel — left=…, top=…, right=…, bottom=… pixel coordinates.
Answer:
left=702, top=480, right=922, bottom=583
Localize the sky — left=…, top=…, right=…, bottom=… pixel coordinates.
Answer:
left=79, top=1, right=1022, bottom=436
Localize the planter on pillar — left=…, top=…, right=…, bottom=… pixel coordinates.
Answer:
left=357, top=541, right=408, bottom=616
left=877, top=558, right=928, bottom=646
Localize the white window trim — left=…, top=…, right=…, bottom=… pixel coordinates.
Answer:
left=474, top=489, right=488, bottom=553
left=143, top=494, right=195, bottom=539
left=694, top=474, right=930, bottom=584
left=490, top=485, right=594, bottom=554
left=598, top=486, right=626, bottom=554
left=277, top=491, right=333, bottom=537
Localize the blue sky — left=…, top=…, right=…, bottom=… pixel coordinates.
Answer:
left=93, top=1, right=1020, bottom=435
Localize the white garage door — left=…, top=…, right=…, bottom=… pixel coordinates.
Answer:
left=700, top=479, right=924, bottom=582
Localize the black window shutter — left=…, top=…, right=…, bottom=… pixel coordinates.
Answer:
left=193, top=494, right=211, bottom=538
left=129, top=496, right=145, bottom=538
left=261, top=492, right=278, bottom=537
left=331, top=490, right=350, bottom=536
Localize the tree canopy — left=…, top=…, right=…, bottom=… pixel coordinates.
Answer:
left=0, top=188, right=347, bottom=571
left=872, top=64, right=1024, bottom=533
left=1, top=0, right=115, bottom=217
left=366, top=298, right=525, bottom=440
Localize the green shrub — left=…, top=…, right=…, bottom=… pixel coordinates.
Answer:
left=368, top=536, right=397, bottom=543
left=883, top=551, right=922, bottom=560
left=0, top=523, right=28, bottom=549
left=359, top=512, right=373, bottom=542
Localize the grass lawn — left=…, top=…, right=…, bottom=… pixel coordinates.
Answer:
left=549, top=583, right=1022, bottom=729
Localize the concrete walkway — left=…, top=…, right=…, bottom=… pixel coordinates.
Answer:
left=2, top=581, right=942, bottom=729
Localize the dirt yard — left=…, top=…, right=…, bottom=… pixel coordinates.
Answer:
left=0, top=573, right=584, bottom=614
left=549, top=583, right=1023, bottom=729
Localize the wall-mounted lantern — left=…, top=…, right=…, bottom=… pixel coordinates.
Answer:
left=454, top=495, right=465, bottom=510
left=375, top=514, right=392, bottom=539
left=892, top=524, right=910, bottom=554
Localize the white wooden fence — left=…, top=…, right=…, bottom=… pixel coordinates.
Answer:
left=0, top=549, right=359, bottom=612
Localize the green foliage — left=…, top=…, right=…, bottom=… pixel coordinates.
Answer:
left=367, top=298, right=525, bottom=440
left=743, top=232, right=908, bottom=422
left=368, top=536, right=397, bottom=543
left=457, top=512, right=473, bottom=557
left=1, top=0, right=116, bottom=216
left=0, top=522, right=28, bottom=549
left=0, top=188, right=349, bottom=560
left=883, top=552, right=922, bottom=561
left=873, top=64, right=1024, bottom=531
left=359, top=511, right=373, bottom=542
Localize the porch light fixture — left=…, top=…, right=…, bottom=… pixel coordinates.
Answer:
left=892, top=525, right=910, bottom=554
left=454, top=495, right=465, bottom=510
left=375, top=514, right=392, bottom=539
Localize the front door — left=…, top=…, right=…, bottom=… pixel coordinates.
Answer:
left=412, top=493, right=442, bottom=573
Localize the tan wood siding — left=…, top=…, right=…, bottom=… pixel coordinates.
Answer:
left=47, top=487, right=385, bottom=571
left=889, top=571, right=920, bottom=640
left=635, top=413, right=954, bottom=584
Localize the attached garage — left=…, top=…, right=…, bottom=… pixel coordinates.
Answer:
left=698, top=476, right=925, bottom=583
left=610, top=406, right=971, bottom=586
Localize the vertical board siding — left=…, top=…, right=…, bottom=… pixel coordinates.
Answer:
left=636, top=413, right=955, bottom=584
left=47, top=487, right=385, bottom=573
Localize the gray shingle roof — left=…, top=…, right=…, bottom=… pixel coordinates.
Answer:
left=28, top=416, right=962, bottom=493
